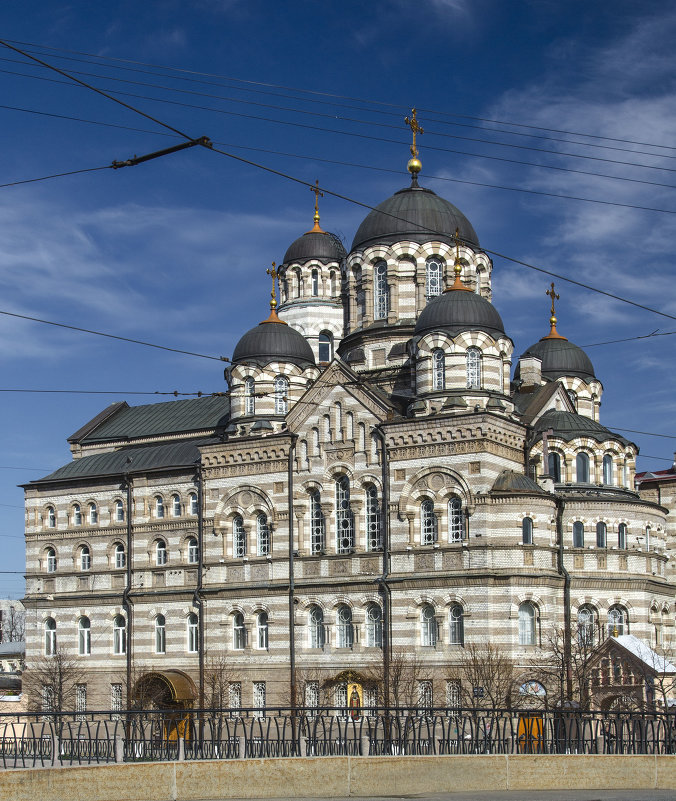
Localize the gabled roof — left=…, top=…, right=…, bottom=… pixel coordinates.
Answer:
left=69, top=395, right=230, bottom=445
left=512, top=382, right=565, bottom=425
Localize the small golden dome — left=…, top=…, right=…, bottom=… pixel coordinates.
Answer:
left=407, top=157, right=422, bottom=175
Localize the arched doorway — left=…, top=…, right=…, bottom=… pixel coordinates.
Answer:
left=133, top=670, right=197, bottom=710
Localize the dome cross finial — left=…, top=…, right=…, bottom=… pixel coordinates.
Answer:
left=261, top=262, right=287, bottom=325
left=307, top=179, right=326, bottom=233
left=542, top=282, right=566, bottom=340
left=445, top=227, right=471, bottom=292
left=404, top=107, right=424, bottom=183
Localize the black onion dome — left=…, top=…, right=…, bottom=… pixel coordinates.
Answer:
left=515, top=338, right=595, bottom=382
left=351, top=185, right=479, bottom=252
left=283, top=231, right=347, bottom=264
left=232, top=321, right=315, bottom=368
left=414, top=290, right=506, bottom=338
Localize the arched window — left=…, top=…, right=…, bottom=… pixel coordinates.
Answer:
left=607, top=606, right=627, bottom=637
left=576, top=453, right=590, bottom=483
left=233, top=516, right=246, bottom=558
left=602, top=454, right=613, bottom=485
left=257, top=612, right=268, bottom=650
left=318, top=331, right=333, bottom=363
left=432, top=348, right=445, bottom=391
left=78, top=617, right=91, bottom=656
left=80, top=545, right=91, bottom=571
left=44, top=617, right=56, bottom=656
left=522, top=517, right=533, bottom=545
left=309, top=491, right=325, bottom=555
left=154, top=496, right=164, bottom=519
left=573, top=522, right=584, bottom=548
left=46, top=547, right=56, bottom=573
left=155, top=615, right=166, bottom=654
left=548, top=452, right=561, bottom=482
left=346, top=411, right=354, bottom=441
left=425, top=257, right=443, bottom=299
left=47, top=507, right=56, bottom=528
left=567, top=389, right=578, bottom=411
left=329, top=270, right=336, bottom=296
left=171, top=495, right=181, bottom=517
left=336, top=605, right=353, bottom=648
left=187, top=537, right=198, bottom=564
left=449, top=497, right=463, bottom=542
left=373, top=260, right=389, bottom=320
left=115, top=500, right=124, bottom=523
left=189, top=493, right=199, bottom=516
left=274, top=375, right=289, bottom=415
left=466, top=348, right=481, bottom=389
left=577, top=605, right=597, bottom=647
left=366, top=603, right=382, bottom=648
left=518, top=602, right=537, bottom=646
left=335, top=476, right=354, bottom=553
left=618, top=523, right=627, bottom=549
left=155, top=539, right=167, bottom=566
left=187, top=613, right=198, bottom=653
left=449, top=604, right=464, bottom=645
left=596, top=522, right=607, bottom=548
left=244, top=376, right=255, bottom=416
left=421, top=604, right=437, bottom=647
left=335, top=401, right=343, bottom=440
left=366, top=485, right=382, bottom=550
left=114, top=543, right=126, bottom=569
left=257, top=513, right=270, bottom=556
left=89, top=503, right=98, bottom=525
left=421, top=499, right=437, bottom=545
left=73, top=504, right=82, bottom=526
left=113, top=615, right=126, bottom=655
left=233, top=612, right=245, bottom=650
left=309, top=606, right=325, bottom=648
left=311, top=268, right=319, bottom=297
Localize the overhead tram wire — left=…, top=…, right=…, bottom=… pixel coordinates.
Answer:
left=7, top=37, right=676, bottom=155
left=0, top=389, right=210, bottom=396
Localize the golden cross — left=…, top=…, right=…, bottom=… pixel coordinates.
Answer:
left=546, top=282, right=560, bottom=317
left=404, top=107, right=424, bottom=158
left=310, top=179, right=323, bottom=215
left=266, top=262, right=279, bottom=309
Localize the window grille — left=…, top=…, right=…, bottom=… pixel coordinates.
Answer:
left=466, top=348, right=481, bottom=389
left=446, top=679, right=461, bottom=711
left=75, top=684, right=87, bottom=717
left=421, top=500, right=437, bottom=545
left=244, top=377, right=255, bottom=415
left=42, top=684, right=54, bottom=713
left=449, top=498, right=463, bottom=542
left=578, top=606, right=596, bottom=647
left=432, top=348, right=445, bottom=390
left=155, top=615, right=166, bottom=654
left=305, top=681, right=319, bottom=709
left=607, top=606, right=626, bottom=637
left=335, top=683, right=348, bottom=709
left=418, top=680, right=433, bottom=712
left=274, top=376, right=289, bottom=414
left=257, top=513, right=270, bottom=556
left=310, top=491, right=325, bottom=554
left=366, top=485, right=382, bottom=550
left=309, top=606, right=325, bottom=648
left=187, top=613, right=198, bottom=653
left=229, top=682, right=242, bottom=711
left=336, top=605, right=353, bottom=648
left=111, top=683, right=123, bottom=713
left=253, top=681, right=266, bottom=714
left=365, top=603, right=382, bottom=648
left=335, top=476, right=354, bottom=553
left=373, top=261, right=389, bottom=320
left=421, top=605, right=437, bottom=647
left=426, top=257, right=443, bottom=299
left=449, top=605, right=464, bottom=645
left=233, top=516, right=246, bottom=558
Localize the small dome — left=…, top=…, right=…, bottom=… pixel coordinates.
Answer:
left=232, top=320, right=315, bottom=368
left=516, top=338, right=595, bottom=382
left=351, top=185, right=479, bottom=252
left=491, top=470, right=546, bottom=494
left=531, top=410, right=632, bottom=447
left=283, top=231, right=346, bottom=264
left=414, top=290, right=506, bottom=338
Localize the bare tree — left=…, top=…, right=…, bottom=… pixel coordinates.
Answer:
left=460, top=641, right=519, bottom=710
left=203, top=650, right=235, bottom=709
left=364, top=647, right=435, bottom=708
left=23, top=649, right=87, bottom=713
left=0, top=605, right=25, bottom=643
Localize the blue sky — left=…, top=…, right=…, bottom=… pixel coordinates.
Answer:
left=0, top=0, right=674, bottom=598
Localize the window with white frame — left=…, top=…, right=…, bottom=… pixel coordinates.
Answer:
left=155, top=615, right=166, bottom=654
left=47, top=507, right=56, bottom=528
left=602, top=454, right=613, bottom=485
left=253, top=681, right=266, bottom=712
left=114, top=500, right=124, bottom=523
left=233, top=612, right=245, bottom=650
left=426, top=257, right=443, bottom=299
left=187, top=537, right=198, bottom=564
left=305, top=680, right=319, bottom=709
left=75, top=684, right=87, bottom=716
left=274, top=376, right=289, bottom=415
left=73, top=504, right=82, bottom=526
left=244, top=377, right=255, bottom=416
left=44, top=617, right=56, bottom=656
left=78, top=616, right=91, bottom=656
left=446, top=679, right=461, bottom=711
left=573, top=521, right=584, bottom=548
left=113, top=615, right=126, bottom=655
left=577, top=605, right=597, bottom=647
left=421, top=604, right=437, bottom=647
left=522, top=517, right=533, bottom=545
left=46, top=547, right=56, bottom=573
left=366, top=485, right=382, bottom=550
left=187, top=613, right=198, bottom=653
left=89, top=503, right=98, bottom=525
left=172, top=495, right=181, bottom=517
left=233, top=516, right=246, bottom=558
left=576, top=452, right=590, bottom=483
left=114, top=543, right=126, bottom=569
left=432, top=348, right=445, bottom=391
left=155, top=539, right=167, bottom=566
left=449, top=604, right=464, bottom=646
left=373, top=261, right=389, bottom=320
left=256, top=612, right=268, bottom=650
left=335, top=476, right=354, bottom=553
left=229, top=682, right=241, bottom=711
left=336, top=605, right=353, bottom=648
left=154, top=496, right=164, bottom=519
left=596, top=522, right=607, bottom=548
left=421, top=499, right=437, bottom=545
left=318, top=332, right=333, bottom=363
left=466, top=348, right=481, bottom=389
left=448, top=497, right=463, bottom=542
left=309, top=605, right=325, bottom=648
left=256, top=513, right=270, bottom=556
left=189, top=493, right=198, bottom=516
left=310, top=491, right=325, bottom=554
left=80, top=545, right=91, bottom=571
left=607, top=605, right=627, bottom=637
left=111, top=683, right=123, bottom=712
left=518, top=602, right=537, bottom=646
left=365, top=603, right=382, bottom=648
left=618, top=523, right=627, bottom=549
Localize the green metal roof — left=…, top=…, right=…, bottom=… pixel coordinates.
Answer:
left=70, top=395, right=230, bottom=444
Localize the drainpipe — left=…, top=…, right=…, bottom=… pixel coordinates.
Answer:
left=287, top=433, right=298, bottom=710
left=373, top=425, right=391, bottom=709
left=192, top=460, right=205, bottom=709
left=122, top=474, right=134, bottom=708
left=555, top=496, right=573, bottom=703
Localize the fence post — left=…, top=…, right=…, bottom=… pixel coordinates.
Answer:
left=360, top=729, right=370, bottom=757
left=177, top=736, right=185, bottom=762
left=114, top=734, right=124, bottom=763
left=238, top=734, right=246, bottom=759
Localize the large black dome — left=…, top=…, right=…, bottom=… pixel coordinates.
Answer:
left=232, top=320, right=315, bottom=368
left=283, top=230, right=346, bottom=264
left=515, top=337, right=596, bottom=382
left=414, top=290, right=506, bottom=339
left=351, top=185, right=479, bottom=252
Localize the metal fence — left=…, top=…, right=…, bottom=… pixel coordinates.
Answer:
left=1, top=707, right=675, bottom=769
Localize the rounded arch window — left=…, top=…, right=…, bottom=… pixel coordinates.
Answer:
left=548, top=452, right=562, bottom=482
left=567, top=389, right=578, bottom=411
left=607, top=606, right=627, bottom=637
left=88, top=503, right=98, bottom=525
left=365, top=484, right=381, bottom=551
left=618, top=522, right=627, bottom=549
left=576, top=452, right=590, bottom=483
left=73, top=504, right=82, bottom=526
left=80, top=545, right=91, bottom=571
left=366, top=603, right=382, bottom=648
left=518, top=602, right=537, bottom=645
left=602, top=454, right=613, bottom=485
left=171, top=495, right=181, bottom=517
left=187, top=613, right=198, bottom=653
left=336, top=605, right=353, bottom=648
left=113, top=615, right=126, bottom=654
left=577, top=605, right=597, bottom=647
left=596, top=521, right=607, bottom=548
left=309, top=490, right=325, bottom=555
left=233, top=612, right=245, bottom=650
left=318, top=331, right=333, bottom=363
left=189, top=492, right=199, bottom=516
left=311, top=268, right=319, bottom=297
left=373, top=261, right=389, bottom=320
left=449, top=604, right=464, bottom=645
left=421, top=499, right=437, bottom=545
left=233, top=515, right=246, bottom=558
left=449, top=497, right=464, bottom=542
left=155, top=539, right=167, bottom=566
left=522, top=517, right=533, bottom=545
left=47, top=506, right=56, bottom=528
left=114, top=543, right=126, bottom=569
left=335, top=476, right=354, bottom=553
left=244, top=376, right=255, bottom=416
left=46, top=547, right=56, bottom=573
left=309, top=605, right=325, bottom=648
left=573, top=521, right=584, bottom=548
left=154, top=496, right=164, bottom=519
left=44, top=617, right=56, bottom=656
left=421, top=604, right=437, bottom=647
left=155, top=615, right=166, bottom=654
left=466, top=348, right=482, bottom=389
left=187, top=537, right=198, bottom=564
left=274, top=375, right=289, bottom=415
left=78, top=616, right=91, bottom=656
left=114, top=499, right=125, bottom=523
left=256, top=612, right=268, bottom=650
left=432, top=348, right=445, bottom=391
left=425, top=257, right=443, bottom=299
left=257, top=513, right=270, bottom=556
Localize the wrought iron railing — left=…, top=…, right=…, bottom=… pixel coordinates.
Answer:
left=1, top=707, right=675, bottom=769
